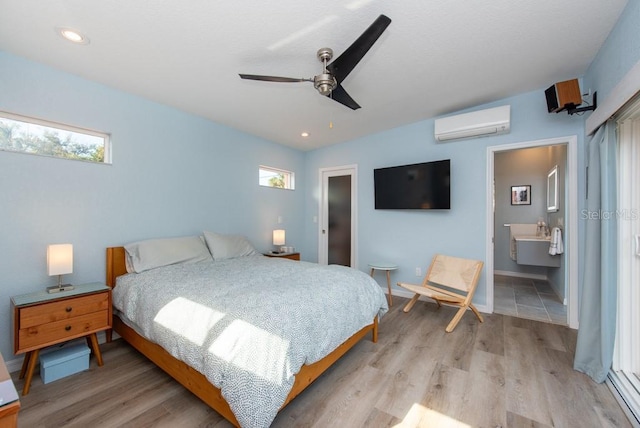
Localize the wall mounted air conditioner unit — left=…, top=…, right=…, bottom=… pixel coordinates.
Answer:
left=434, top=105, right=511, bottom=142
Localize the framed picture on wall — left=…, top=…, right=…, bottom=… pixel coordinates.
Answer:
left=511, top=185, right=531, bottom=205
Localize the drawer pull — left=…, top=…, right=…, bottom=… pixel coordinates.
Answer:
left=66, top=307, right=73, bottom=313
left=65, top=325, right=72, bottom=331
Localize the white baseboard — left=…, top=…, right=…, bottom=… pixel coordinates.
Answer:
left=546, top=276, right=568, bottom=306
left=494, top=270, right=548, bottom=281
left=5, top=330, right=112, bottom=373
left=6, top=357, right=22, bottom=374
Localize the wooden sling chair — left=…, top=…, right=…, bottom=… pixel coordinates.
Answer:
left=397, top=254, right=484, bottom=332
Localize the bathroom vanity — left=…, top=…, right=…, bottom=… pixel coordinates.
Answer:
left=514, top=235, right=561, bottom=267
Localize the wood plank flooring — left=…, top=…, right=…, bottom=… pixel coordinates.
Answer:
left=12, top=297, right=631, bottom=427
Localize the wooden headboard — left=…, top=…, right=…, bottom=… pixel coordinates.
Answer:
left=106, top=247, right=127, bottom=288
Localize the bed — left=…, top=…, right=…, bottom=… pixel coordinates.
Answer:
left=105, top=234, right=388, bottom=428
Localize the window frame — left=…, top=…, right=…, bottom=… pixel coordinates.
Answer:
left=0, top=110, right=111, bottom=164
left=259, top=165, right=295, bottom=190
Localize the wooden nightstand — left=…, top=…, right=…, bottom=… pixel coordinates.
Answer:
left=264, top=252, right=300, bottom=261
left=11, top=283, right=112, bottom=395
left=0, top=352, right=20, bottom=427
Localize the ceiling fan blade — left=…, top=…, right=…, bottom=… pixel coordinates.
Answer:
left=327, top=14, right=391, bottom=84
left=239, top=74, right=312, bottom=83
left=328, top=84, right=361, bottom=110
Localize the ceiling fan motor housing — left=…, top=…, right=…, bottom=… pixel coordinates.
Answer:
left=314, top=73, right=337, bottom=95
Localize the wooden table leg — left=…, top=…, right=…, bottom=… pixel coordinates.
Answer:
left=386, top=270, right=393, bottom=306
left=19, top=352, right=30, bottom=379
left=372, top=316, right=378, bottom=343
left=22, top=349, right=39, bottom=395
left=87, top=333, right=104, bottom=366
left=371, top=267, right=393, bottom=307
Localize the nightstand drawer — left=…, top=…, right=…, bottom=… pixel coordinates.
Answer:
left=19, top=293, right=109, bottom=329
left=18, top=310, right=109, bottom=351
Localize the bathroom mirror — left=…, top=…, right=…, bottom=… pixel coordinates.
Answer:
left=547, top=165, right=559, bottom=212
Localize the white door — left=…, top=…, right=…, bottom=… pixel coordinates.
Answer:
left=319, top=165, right=358, bottom=268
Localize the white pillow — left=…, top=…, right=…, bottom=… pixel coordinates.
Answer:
left=124, top=235, right=213, bottom=273
left=203, top=231, right=258, bottom=260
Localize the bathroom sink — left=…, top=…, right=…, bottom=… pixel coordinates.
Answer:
left=514, top=235, right=551, bottom=241
left=515, top=237, right=560, bottom=267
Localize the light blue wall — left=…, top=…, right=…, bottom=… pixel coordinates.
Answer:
left=0, top=52, right=305, bottom=361
left=583, top=0, right=640, bottom=104
left=302, top=91, right=585, bottom=307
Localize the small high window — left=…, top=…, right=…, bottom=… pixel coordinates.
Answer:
left=0, top=111, right=110, bottom=164
left=259, top=166, right=295, bottom=190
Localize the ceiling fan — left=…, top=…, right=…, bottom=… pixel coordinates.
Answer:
left=239, top=14, right=391, bottom=110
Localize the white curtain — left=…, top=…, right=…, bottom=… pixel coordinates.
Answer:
left=573, top=121, right=618, bottom=382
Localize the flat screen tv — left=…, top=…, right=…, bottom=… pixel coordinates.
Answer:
left=374, top=159, right=450, bottom=209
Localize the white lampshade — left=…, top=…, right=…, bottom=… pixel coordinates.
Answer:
left=47, top=244, right=73, bottom=276
left=272, top=229, right=285, bottom=246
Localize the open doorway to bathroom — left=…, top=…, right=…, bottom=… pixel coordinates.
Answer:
left=495, top=145, right=567, bottom=324
left=486, top=136, right=579, bottom=328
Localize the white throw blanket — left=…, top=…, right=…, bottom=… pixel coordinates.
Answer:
left=549, top=226, right=564, bottom=255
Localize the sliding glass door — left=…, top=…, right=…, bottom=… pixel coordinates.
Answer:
left=612, top=95, right=640, bottom=422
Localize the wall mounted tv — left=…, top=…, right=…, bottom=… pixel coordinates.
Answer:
left=374, top=159, right=450, bottom=209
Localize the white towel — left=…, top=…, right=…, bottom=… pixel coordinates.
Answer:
left=549, top=227, right=564, bottom=255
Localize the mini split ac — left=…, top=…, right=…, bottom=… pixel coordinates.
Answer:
left=434, top=105, right=511, bottom=142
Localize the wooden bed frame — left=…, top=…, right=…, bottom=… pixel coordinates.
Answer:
left=106, top=247, right=378, bottom=427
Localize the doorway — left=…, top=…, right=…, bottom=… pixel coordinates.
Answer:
left=486, top=136, right=579, bottom=328
left=493, top=145, right=567, bottom=325
left=318, top=165, right=358, bottom=268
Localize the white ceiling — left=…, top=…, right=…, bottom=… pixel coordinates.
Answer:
left=0, top=0, right=628, bottom=151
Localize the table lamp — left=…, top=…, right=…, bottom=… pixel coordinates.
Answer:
left=272, top=229, right=285, bottom=253
left=47, top=243, right=75, bottom=293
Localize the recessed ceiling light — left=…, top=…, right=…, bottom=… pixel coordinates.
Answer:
left=56, top=27, right=90, bottom=45
left=301, top=132, right=309, bottom=137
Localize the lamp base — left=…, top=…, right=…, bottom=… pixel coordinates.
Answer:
left=46, top=284, right=75, bottom=294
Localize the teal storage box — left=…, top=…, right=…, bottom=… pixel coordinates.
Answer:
left=40, top=342, right=90, bottom=384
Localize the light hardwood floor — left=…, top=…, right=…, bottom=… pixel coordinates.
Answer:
left=13, top=297, right=631, bottom=427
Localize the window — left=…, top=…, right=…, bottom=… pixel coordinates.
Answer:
left=259, top=165, right=294, bottom=190
left=0, top=111, right=110, bottom=164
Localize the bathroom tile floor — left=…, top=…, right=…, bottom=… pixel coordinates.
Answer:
left=494, top=274, right=567, bottom=325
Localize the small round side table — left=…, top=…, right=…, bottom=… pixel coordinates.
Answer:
left=368, top=262, right=398, bottom=306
